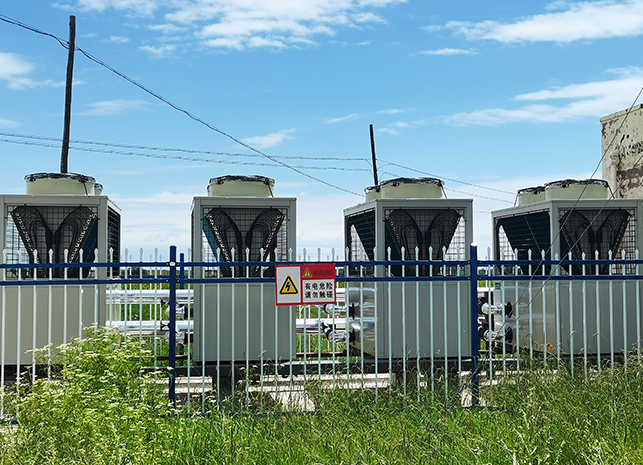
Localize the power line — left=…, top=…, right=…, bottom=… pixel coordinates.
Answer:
left=378, top=160, right=516, bottom=196
left=0, top=14, right=68, bottom=49
left=3, top=130, right=520, bottom=199
left=0, top=13, right=363, bottom=196
left=0, top=13, right=535, bottom=200
left=444, top=187, right=513, bottom=204
left=0, top=131, right=367, bottom=162
left=0, top=137, right=370, bottom=171
left=377, top=170, right=513, bottom=204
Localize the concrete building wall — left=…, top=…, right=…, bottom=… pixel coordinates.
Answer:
left=601, top=104, right=643, bottom=199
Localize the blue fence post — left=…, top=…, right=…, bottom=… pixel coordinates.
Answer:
left=470, top=243, right=480, bottom=408
left=179, top=253, right=185, bottom=290
left=168, top=246, right=177, bottom=407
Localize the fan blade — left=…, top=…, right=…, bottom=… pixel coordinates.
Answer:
left=425, top=209, right=462, bottom=261
left=203, top=208, right=243, bottom=277
left=54, top=206, right=98, bottom=277
left=245, top=209, right=285, bottom=277
left=10, top=206, right=53, bottom=277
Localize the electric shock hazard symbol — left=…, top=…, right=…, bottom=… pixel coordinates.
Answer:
left=275, top=264, right=336, bottom=306
left=275, top=266, right=301, bottom=306
left=279, top=275, right=299, bottom=295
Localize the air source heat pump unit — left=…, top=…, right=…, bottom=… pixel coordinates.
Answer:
left=492, top=179, right=643, bottom=356
left=192, top=175, right=296, bottom=364
left=344, top=177, right=473, bottom=361
left=0, top=173, right=121, bottom=366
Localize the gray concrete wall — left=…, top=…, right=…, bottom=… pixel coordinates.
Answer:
left=601, top=104, right=643, bottom=198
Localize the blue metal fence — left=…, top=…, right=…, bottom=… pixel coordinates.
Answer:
left=2, top=243, right=643, bottom=415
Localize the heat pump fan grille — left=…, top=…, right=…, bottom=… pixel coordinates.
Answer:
left=384, top=208, right=464, bottom=276
left=559, top=208, right=634, bottom=275
left=495, top=211, right=551, bottom=275
left=6, top=205, right=98, bottom=278
left=202, top=206, right=287, bottom=277
left=345, top=210, right=376, bottom=276
left=107, top=206, right=121, bottom=276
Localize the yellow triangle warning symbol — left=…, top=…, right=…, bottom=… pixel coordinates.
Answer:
left=279, top=275, right=299, bottom=295
left=303, top=268, right=312, bottom=278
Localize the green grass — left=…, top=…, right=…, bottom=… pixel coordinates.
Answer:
left=2, top=329, right=643, bottom=464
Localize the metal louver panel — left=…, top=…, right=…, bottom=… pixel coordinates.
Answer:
left=10, top=205, right=98, bottom=277
left=559, top=209, right=630, bottom=274
left=346, top=210, right=376, bottom=262
left=246, top=209, right=285, bottom=276
left=203, top=207, right=285, bottom=277
left=385, top=208, right=462, bottom=276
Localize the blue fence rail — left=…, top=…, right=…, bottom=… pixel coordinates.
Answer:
left=2, top=243, right=643, bottom=415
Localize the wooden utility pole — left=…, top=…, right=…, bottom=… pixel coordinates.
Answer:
left=369, top=124, right=379, bottom=186
left=60, top=15, right=76, bottom=174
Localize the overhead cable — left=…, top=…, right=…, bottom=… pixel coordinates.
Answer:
left=0, top=137, right=370, bottom=171
left=378, top=160, right=515, bottom=196
left=0, top=131, right=367, bottom=162
left=377, top=170, right=513, bottom=204
left=0, top=14, right=362, bottom=196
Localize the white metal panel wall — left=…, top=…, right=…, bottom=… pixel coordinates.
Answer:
left=193, top=283, right=293, bottom=363
left=344, top=197, right=474, bottom=360
left=492, top=197, right=643, bottom=357
left=1, top=285, right=102, bottom=365
left=350, top=281, right=472, bottom=359
left=191, top=196, right=296, bottom=363
left=505, top=280, right=643, bottom=355
left=0, top=194, right=118, bottom=366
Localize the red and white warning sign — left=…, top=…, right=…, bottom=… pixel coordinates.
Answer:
left=275, top=263, right=336, bottom=306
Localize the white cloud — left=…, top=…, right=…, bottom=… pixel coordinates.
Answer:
left=353, top=12, right=385, bottom=23
left=0, top=52, right=64, bottom=89
left=0, top=52, right=32, bottom=81
left=417, top=48, right=476, bottom=56
left=388, top=120, right=416, bottom=128
left=444, top=67, right=643, bottom=126
left=375, top=118, right=426, bottom=135
left=0, top=118, right=21, bottom=128
left=149, top=23, right=182, bottom=33
left=140, top=44, right=176, bottom=57
left=326, top=113, right=360, bottom=124
left=358, top=0, right=406, bottom=6
left=242, top=128, right=296, bottom=148
left=545, top=1, right=570, bottom=11
left=295, top=192, right=358, bottom=256
left=107, top=35, right=130, bottom=43
left=81, top=99, right=152, bottom=116
left=53, top=0, right=158, bottom=16
left=202, top=37, right=245, bottom=50
left=377, top=108, right=413, bottom=114
left=436, top=0, right=643, bottom=43
left=196, top=17, right=337, bottom=50
left=7, top=78, right=65, bottom=90
left=59, top=0, right=404, bottom=50
left=247, top=36, right=287, bottom=49
left=112, top=191, right=194, bottom=254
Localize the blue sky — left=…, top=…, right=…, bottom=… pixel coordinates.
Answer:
left=1, top=0, right=642, bottom=258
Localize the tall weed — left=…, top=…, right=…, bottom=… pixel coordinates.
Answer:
left=2, top=332, right=643, bottom=464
